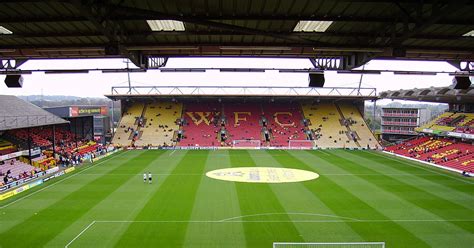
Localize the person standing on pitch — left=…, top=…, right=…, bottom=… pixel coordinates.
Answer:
left=143, top=172, right=147, bottom=183
left=148, top=172, right=152, bottom=184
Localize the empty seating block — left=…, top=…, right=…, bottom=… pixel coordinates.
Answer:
left=302, top=103, right=356, bottom=148
left=223, top=103, right=262, bottom=144
left=0, top=160, right=36, bottom=181
left=179, top=102, right=221, bottom=147
left=112, top=103, right=144, bottom=146
left=135, top=102, right=182, bottom=146
left=385, top=136, right=474, bottom=172
left=262, top=103, right=306, bottom=147
left=338, top=104, right=379, bottom=149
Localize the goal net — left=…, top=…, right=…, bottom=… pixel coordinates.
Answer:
left=273, top=242, right=385, bottom=248
left=232, top=139, right=261, bottom=148
left=288, top=140, right=314, bottom=149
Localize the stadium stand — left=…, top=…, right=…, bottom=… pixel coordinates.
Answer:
left=385, top=136, right=474, bottom=172
left=112, top=100, right=381, bottom=149
left=112, top=103, right=144, bottom=146
left=262, top=102, right=307, bottom=147
left=179, top=102, right=222, bottom=147
left=223, top=102, right=263, bottom=146
left=416, top=111, right=474, bottom=135
left=135, top=102, right=183, bottom=147
left=301, top=102, right=358, bottom=148
left=0, top=159, right=37, bottom=183
left=6, top=126, right=77, bottom=150
left=454, top=113, right=474, bottom=134
left=7, top=128, right=52, bottom=148
left=338, top=103, right=379, bottom=149
left=0, top=139, right=16, bottom=155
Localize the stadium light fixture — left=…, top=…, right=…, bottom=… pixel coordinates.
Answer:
left=293, top=21, right=333, bottom=32
left=147, top=20, right=185, bottom=31
left=0, top=26, right=13, bottom=34
left=462, top=30, right=474, bottom=37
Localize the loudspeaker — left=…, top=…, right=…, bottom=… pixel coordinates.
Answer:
left=4, top=75, right=23, bottom=88
left=452, top=76, right=471, bottom=89
left=308, top=73, right=325, bottom=87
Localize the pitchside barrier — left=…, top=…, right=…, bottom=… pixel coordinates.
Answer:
left=273, top=242, right=385, bottom=248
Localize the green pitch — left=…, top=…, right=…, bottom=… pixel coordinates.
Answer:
left=0, top=149, right=473, bottom=247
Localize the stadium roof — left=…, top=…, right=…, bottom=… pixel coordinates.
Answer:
left=0, top=0, right=473, bottom=71
left=379, top=86, right=474, bottom=104
left=105, top=86, right=378, bottom=101
left=0, top=95, right=68, bottom=131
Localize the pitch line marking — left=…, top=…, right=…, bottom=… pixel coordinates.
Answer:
left=218, top=212, right=361, bottom=222
left=169, top=150, right=176, bottom=156
left=369, top=151, right=474, bottom=185
left=65, top=221, right=96, bottom=248
left=64, top=217, right=474, bottom=246
left=75, top=172, right=437, bottom=177
left=90, top=219, right=474, bottom=224
left=0, top=151, right=129, bottom=209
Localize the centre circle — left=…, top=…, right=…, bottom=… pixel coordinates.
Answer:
left=206, top=167, right=319, bottom=183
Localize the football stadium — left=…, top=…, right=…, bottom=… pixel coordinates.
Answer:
left=0, top=1, right=473, bottom=247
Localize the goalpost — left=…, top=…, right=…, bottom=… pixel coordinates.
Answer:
left=288, top=140, right=315, bottom=149
left=232, top=139, right=261, bottom=148
left=273, top=242, right=385, bottom=248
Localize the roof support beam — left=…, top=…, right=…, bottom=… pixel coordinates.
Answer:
left=0, top=15, right=471, bottom=26
left=70, top=0, right=126, bottom=44
left=2, top=31, right=471, bottom=42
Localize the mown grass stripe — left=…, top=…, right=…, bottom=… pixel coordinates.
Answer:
left=229, top=150, right=303, bottom=247
left=0, top=151, right=135, bottom=237
left=366, top=150, right=474, bottom=188
left=113, top=150, right=209, bottom=247
left=348, top=150, right=474, bottom=209
left=183, top=150, right=247, bottom=247
left=0, top=150, right=162, bottom=247
left=47, top=150, right=186, bottom=247
left=327, top=150, right=474, bottom=234
left=251, top=150, right=363, bottom=243
left=0, top=151, right=128, bottom=209
left=289, top=150, right=431, bottom=247
left=304, top=150, right=474, bottom=248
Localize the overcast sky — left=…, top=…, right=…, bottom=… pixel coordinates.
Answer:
left=0, top=58, right=459, bottom=102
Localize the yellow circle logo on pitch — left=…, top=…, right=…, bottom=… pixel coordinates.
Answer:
left=206, top=167, right=319, bottom=183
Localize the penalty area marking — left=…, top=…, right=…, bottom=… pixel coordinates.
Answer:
left=65, top=221, right=96, bottom=248
left=65, top=217, right=474, bottom=247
